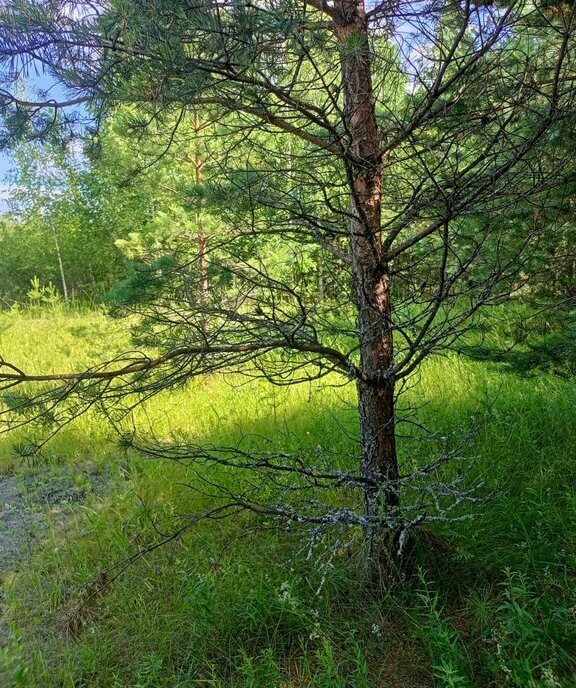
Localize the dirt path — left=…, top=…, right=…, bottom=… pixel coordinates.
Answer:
left=0, top=464, right=109, bottom=643
left=0, top=476, right=37, bottom=576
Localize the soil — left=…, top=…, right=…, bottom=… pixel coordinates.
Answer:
left=0, top=463, right=109, bottom=646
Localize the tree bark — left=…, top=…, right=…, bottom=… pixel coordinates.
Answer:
left=51, top=222, right=69, bottom=302
left=334, top=0, right=399, bottom=558
left=197, top=227, right=208, bottom=306
left=194, top=109, right=209, bottom=307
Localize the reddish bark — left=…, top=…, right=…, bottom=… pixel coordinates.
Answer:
left=193, top=109, right=209, bottom=307
left=334, top=0, right=399, bottom=530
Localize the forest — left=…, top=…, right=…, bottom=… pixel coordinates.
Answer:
left=0, top=0, right=575, bottom=685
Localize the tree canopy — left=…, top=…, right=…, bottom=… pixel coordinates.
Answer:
left=0, top=0, right=575, bottom=571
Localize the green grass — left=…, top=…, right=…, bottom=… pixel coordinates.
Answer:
left=1, top=306, right=576, bottom=687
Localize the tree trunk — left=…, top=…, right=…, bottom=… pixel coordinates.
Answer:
left=51, top=223, right=69, bottom=302
left=194, top=109, right=209, bottom=307
left=197, top=226, right=208, bottom=306
left=334, top=0, right=400, bottom=561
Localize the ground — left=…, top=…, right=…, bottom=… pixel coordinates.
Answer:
left=1, top=308, right=576, bottom=687
left=0, top=463, right=109, bottom=638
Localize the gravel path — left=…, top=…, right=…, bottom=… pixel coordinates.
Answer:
left=0, top=464, right=109, bottom=646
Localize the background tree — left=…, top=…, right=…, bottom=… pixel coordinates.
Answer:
left=0, top=109, right=225, bottom=303
left=0, top=0, right=574, bottom=573
left=0, top=140, right=127, bottom=301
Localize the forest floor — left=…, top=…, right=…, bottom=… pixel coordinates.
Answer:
left=0, top=464, right=109, bottom=577
left=0, top=463, right=109, bottom=633
left=1, top=308, right=576, bottom=687
left=0, top=475, right=35, bottom=579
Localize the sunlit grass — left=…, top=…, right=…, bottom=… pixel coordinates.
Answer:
left=1, top=307, right=576, bottom=687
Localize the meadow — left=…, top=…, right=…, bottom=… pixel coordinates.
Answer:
left=1, top=306, right=575, bottom=687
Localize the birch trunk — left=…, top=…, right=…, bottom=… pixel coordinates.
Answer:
left=51, top=223, right=69, bottom=302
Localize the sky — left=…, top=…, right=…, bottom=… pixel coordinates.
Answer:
left=0, top=74, right=69, bottom=213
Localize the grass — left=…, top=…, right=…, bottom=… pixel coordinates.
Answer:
left=1, top=306, right=576, bottom=687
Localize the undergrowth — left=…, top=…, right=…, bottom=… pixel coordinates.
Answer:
left=0, top=308, right=575, bottom=687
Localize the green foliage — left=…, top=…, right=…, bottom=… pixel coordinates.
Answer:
left=106, top=256, right=178, bottom=307
left=0, top=142, right=126, bottom=302
left=2, top=392, right=30, bottom=413
left=416, top=573, right=473, bottom=688
left=482, top=571, right=576, bottom=687
left=461, top=307, right=576, bottom=378
left=1, top=311, right=576, bottom=686
left=305, top=636, right=370, bottom=688
left=26, top=277, right=61, bottom=308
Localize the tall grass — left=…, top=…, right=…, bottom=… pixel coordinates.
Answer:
left=1, top=308, right=575, bottom=687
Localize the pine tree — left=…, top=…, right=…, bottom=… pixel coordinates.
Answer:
left=0, top=0, right=575, bottom=572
